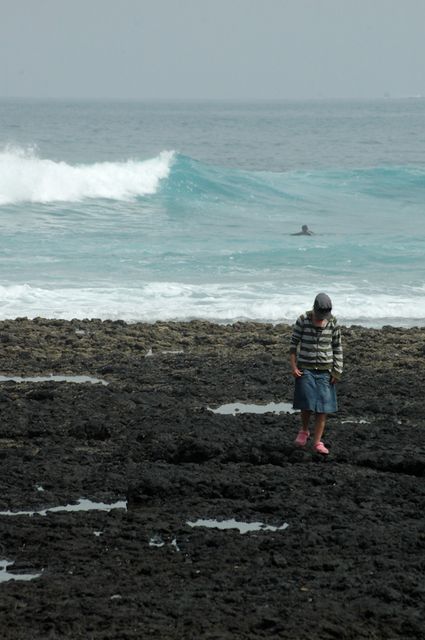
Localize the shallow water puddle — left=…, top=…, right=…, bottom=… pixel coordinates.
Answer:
left=149, top=535, right=165, bottom=548
left=0, top=498, right=127, bottom=517
left=145, top=348, right=184, bottom=357
left=0, top=560, right=42, bottom=583
left=208, top=401, right=296, bottom=415
left=149, top=535, right=180, bottom=551
left=187, top=518, right=289, bottom=534
left=0, top=375, right=108, bottom=385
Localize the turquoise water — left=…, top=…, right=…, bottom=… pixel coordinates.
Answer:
left=1, top=99, right=425, bottom=325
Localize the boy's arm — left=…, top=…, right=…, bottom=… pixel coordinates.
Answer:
left=289, top=316, right=303, bottom=377
left=290, top=351, right=302, bottom=377
left=331, top=323, right=343, bottom=380
left=289, top=315, right=303, bottom=352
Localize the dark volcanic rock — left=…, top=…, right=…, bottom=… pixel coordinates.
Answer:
left=0, top=319, right=424, bottom=639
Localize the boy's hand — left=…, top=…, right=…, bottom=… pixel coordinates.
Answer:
left=330, top=376, right=338, bottom=384
left=292, top=367, right=303, bottom=378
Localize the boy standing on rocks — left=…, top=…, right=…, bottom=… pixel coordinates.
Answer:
left=289, top=293, right=343, bottom=455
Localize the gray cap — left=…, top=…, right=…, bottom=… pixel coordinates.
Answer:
left=313, top=292, right=332, bottom=319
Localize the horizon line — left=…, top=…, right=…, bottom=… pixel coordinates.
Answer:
left=1, top=95, right=423, bottom=103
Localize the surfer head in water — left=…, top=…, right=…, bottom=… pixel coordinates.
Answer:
left=291, top=225, right=314, bottom=236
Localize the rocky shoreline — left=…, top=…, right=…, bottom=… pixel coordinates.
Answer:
left=0, top=318, right=424, bottom=639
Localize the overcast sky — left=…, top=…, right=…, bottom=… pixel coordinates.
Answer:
left=1, top=0, right=424, bottom=100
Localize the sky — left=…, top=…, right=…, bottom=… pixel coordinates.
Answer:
left=1, top=0, right=425, bottom=100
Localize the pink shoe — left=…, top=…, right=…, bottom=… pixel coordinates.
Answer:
left=314, top=442, right=329, bottom=455
left=295, top=430, right=310, bottom=447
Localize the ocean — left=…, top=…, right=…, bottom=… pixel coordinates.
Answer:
left=1, top=98, right=425, bottom=327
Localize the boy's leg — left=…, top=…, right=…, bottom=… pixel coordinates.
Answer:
left=301, top=410, right=312, bottom=432
left=313, top=412, right=326, bottom=445
left=294, top=410, right=312, bottom=446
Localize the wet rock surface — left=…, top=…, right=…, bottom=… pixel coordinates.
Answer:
left=0, top=318, right=424, bottom=639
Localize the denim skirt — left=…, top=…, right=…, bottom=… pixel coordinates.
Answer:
left=293, top=369, right=338, bottom=413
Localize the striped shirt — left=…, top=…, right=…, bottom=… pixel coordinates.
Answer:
left=289, top=311, right=343, bottom=379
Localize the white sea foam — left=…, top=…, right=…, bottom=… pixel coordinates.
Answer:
left=0, top=146, right=174, bottom=204
left=0, top=282, right=424, bottom=326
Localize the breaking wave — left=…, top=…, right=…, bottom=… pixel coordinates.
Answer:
left=0, top=146, right=175, bottom=205
left=1, top=282, right=425, bottom=326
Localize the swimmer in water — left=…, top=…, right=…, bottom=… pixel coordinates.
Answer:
left=291, top=225, right=314, bottom=236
